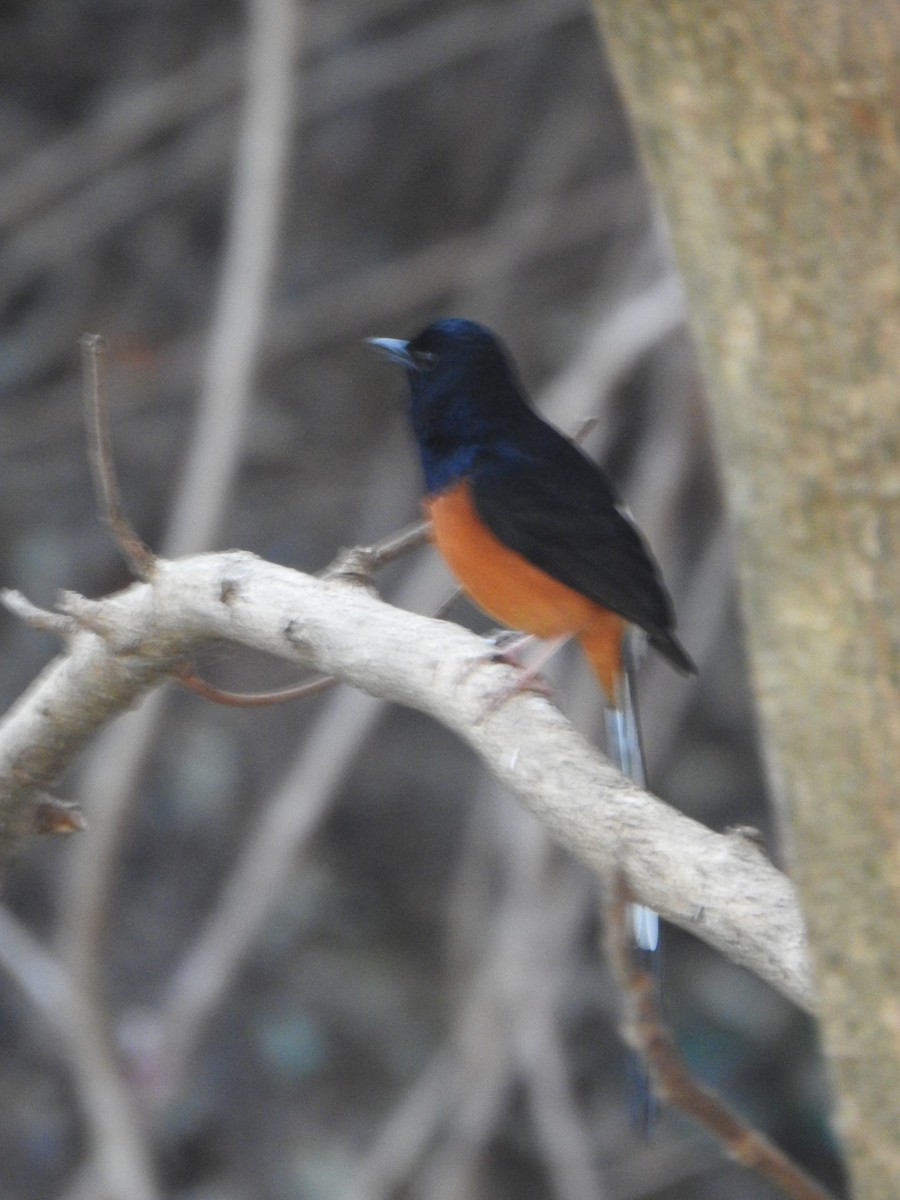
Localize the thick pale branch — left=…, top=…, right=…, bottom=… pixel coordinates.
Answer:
left=0, top=553, right=813, bottom=1011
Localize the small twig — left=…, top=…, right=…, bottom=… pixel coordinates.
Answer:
left=432, top=587, right=463, bottom=619
left=572, top=415, right=599, bottom=443
left=177, top=668, right=338, bottom=706
left=327, top=518, right=466, bottom=615
left=324, top=518, right=432, bottom=582
left=80, top=334, right=156, bottom=580
left=1, top=588, right=76, bottom=639
left=604, top=873, right=835, bottom=1200
left=0, top=906, right=77, bottom=1032
left=362, top=518, right=433, bottom=569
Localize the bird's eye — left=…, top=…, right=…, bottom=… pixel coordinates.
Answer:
left=413, top=350, right=438, bottom=371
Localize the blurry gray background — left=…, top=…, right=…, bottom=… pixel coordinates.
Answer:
left=0, top=1, right=842, bottom=1198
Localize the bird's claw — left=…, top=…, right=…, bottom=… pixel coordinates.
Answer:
left=456, top=640, right=556, bottom=722
left=476, top=670, right=556, bottom=723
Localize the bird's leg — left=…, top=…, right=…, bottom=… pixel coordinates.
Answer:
left=483, top=628, right=535, bottom=659
left=474, top=634, right=570, bottom=720
left=456, top=628, right=535, bottom=682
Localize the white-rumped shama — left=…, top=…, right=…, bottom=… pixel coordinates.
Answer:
left=370, top=318, right=695, bottom=1130
left=368, top=317, right=695, bottom=701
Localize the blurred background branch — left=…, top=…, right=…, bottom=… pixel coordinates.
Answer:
left=57, top=0, right=299, bottom=1196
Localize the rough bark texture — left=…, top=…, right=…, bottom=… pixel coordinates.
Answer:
left=593, top=4, right=900, bottom=1196
left=0, top=555, right=813, bottom=1011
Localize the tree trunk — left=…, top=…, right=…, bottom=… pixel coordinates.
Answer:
left=592, top=4, right=900, bottom=1197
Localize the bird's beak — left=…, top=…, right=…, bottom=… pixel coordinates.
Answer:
left=365, top=337, right=415, bottom=369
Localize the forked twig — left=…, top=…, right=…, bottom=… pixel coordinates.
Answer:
left=80, top=334, right=156, bottom=580
left=1, top=588, right=76, bottom=638
left=604, top=873, right=835, bottom=1200
left=80, top=333, right=343, bottom=711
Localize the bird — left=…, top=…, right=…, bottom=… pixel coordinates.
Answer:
left=369, top=317, right=696, bottom=1129
left=368, top=318, right=694, bottom=695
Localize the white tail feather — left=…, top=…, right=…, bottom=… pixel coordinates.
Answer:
left=603, top=651, right=659, bottom=954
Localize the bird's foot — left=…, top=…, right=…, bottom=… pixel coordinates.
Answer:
left=456, top=630, right=533, bottom=685
left=459, top=632, right=568, bottom=722
left=483, top=628, right=532, bottom=655
left=476, top=663, right=557, bottom=722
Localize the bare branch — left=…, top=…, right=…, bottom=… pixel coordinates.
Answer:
left=0, top=905, right=76, bottom=1029
left=340, top=1049, right=462, bottom=1200
left=604, top=874, right=834, bottom=1200
left=58, top=9, right=302, bottom=1197
left=161, top=0, right=297, bottom=558
left=0, top=552, right=813, bottom=1012
left=80, top=334, right=156, bottom=579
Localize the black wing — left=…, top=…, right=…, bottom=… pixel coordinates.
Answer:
left=470, top=440, right=695, bottom=674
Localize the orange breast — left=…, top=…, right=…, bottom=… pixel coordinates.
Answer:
left=426, top=480, right=625, bottom=701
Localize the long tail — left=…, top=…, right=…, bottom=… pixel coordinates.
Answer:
left=602, top=632, right=659, bottom=1134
